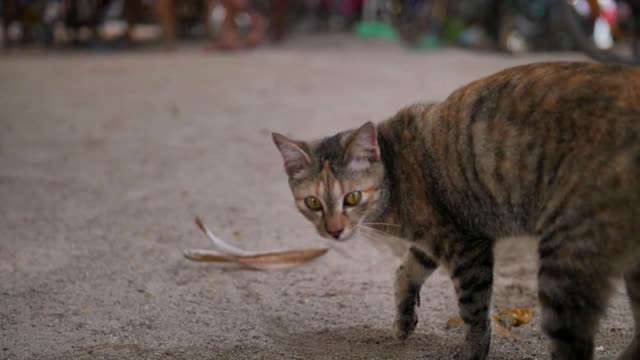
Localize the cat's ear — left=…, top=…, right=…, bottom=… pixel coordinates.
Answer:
left=345, top=122, right=380, bottom=171
left=272, top=132, right=312, bottom=178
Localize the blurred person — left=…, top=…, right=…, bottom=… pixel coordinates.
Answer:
left=63, top=0, right=111, bottom=44
left=207, top=0, right=266, bottom=49
left=2, top=0, right=57, bottom=47
left=67, top=0, right=215, bottom=49
left=635, top=3, right=640, bottom=56
left=155, top=0, right=176, bottom=46
left=341, top=0, right=362, bottom=28
left=103, top=0, right=221, bottom=50
left=298, top=0, right=332, bottom=31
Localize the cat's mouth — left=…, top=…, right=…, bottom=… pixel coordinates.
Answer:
left=334, top=230, right=355, bottom=242
left=320, top=228, right=355, bottom=242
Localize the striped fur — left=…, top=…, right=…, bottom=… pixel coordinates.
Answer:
left=273, top=62, right=640, bottom=360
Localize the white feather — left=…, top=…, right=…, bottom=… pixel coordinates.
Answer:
left=197, top=219, right=256, bottom=256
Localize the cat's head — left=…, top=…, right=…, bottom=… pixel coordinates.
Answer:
left=272, top=122, right=386, bottom=241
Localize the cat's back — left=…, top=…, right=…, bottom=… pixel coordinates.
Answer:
left=417, top=62, right=640, bottom=236
left=423, top=61, right=640, bottom=165
left=438, top=61, right=640, bottom=142
left=449, top=61, right=640, bottom=106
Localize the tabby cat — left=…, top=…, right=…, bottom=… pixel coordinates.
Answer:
left=272, top=62, right=640, bottom=360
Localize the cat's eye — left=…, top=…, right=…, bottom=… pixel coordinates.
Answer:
left=344, top=191, right=362, bottom=207
left=304, top=196, right=323, bottom=211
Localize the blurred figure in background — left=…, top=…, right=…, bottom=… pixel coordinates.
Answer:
left=63, top=0, right=109, bottom=44
left=208, top=0, right=266, bottom=49
left=156, top=0, right=215, bottom=49
left=2, top=0, right=58, bottom=47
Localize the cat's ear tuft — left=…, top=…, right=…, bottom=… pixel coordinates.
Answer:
left=272, top=132, right=312, bottom=178
left=345, top=122, right=380, bottom=171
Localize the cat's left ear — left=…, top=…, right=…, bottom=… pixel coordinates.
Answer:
left=272, top=132, right=312, bottom=178
left=345, top=122, right=380, bottom=171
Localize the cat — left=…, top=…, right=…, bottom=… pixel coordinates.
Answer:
left=272, top=61, right=640, bottom=360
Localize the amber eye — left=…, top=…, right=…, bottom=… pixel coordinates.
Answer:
left=304, top=196, right=322, bottom=211
left=343, top=191, right=362, bottom=207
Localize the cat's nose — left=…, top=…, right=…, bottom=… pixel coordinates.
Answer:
left=328, top=229, right=343, bottom=239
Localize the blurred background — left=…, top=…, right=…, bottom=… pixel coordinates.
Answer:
left=1, top=0, right=639, bottom=63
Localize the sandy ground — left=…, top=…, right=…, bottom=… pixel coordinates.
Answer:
left=0, top=36, right=635, bottom=360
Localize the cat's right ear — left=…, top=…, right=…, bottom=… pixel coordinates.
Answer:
left=344, top=122, right=380, bottom=171
left=272, top=132, right=312, bottom=178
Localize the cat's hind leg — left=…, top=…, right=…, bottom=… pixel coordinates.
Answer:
left=617, top=264, right=640, bottom=360
left=450, top=239, right=494, bottom=360
left=393, top=246, right=438, bottom=340
left=537, top=232, right=614, bottom=360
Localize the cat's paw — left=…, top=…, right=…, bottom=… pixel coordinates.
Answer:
left=393, top=311, right=418, bottom=341
left=452, top=341, right=490, bottom=360
left=452, top=347, right=482, bottom=360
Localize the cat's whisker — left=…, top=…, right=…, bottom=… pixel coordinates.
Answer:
left=362, top=222, right=401, bottom=228
left=356, top=229, right=378, bottom=244
left=357, top=227, right=390, bottom=242
left=358, top=225, right=391, bottom=238
left=360, top=231, right=388, bottom=241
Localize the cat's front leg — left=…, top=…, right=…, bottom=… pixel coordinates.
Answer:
left=394, top=246, right=438, bottom=340
left=450, top=239, right=494, bottom=360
